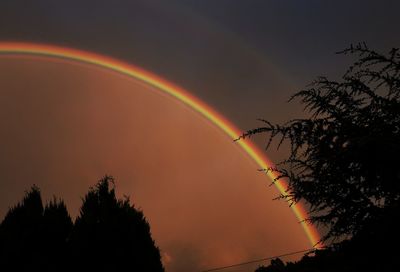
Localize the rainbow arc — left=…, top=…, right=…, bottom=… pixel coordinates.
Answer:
left=0, top=42, right=322, bottom=248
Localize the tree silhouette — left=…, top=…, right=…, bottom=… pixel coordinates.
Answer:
left=69, top=176, right=164, bottom=271
left=0, top=176, right=164, bottom=271
left=255, top=244, right=393, bottom=272
left=42, top=197, right=73, bottom=271
left=0, top=186, right=72, bottom=271
left=240, top=43, right=400, bottom=244
left=0, top=186, right=44, bottom=270
left=255, top=258, right=286, bottom=272
left=245, top=44, right=400, bottom=271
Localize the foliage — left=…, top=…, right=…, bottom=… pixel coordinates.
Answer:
left=255, top=237, right=397, bottom=272
left=255, top=258, right=286, bottom=272
left=239, top=44, right=400, bottom=242
left=0, top=186, right=72, bottom=271
left=70, top=176, right=164, bottom=271
left=0, top=176, right=164, bottom=271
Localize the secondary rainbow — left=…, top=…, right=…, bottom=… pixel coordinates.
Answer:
left=0, top=42, right=322, bottom=248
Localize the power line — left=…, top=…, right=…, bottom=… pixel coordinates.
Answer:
left=200, top=248, right=320, bottom=272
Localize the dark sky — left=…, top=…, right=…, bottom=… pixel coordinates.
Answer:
left=1, top=1, right=399, bottom=271
left=2, top=0, right=399, bottom=131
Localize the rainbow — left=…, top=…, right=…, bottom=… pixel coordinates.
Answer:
left=0, top=42, right=322, bottom=248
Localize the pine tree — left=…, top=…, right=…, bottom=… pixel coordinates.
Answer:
left=69, top=176, right=164, bottom=271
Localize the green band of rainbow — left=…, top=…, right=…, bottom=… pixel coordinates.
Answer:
left=0, top=42, right=322, bottom=248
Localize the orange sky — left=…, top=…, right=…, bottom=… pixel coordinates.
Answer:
left=0, top=56, right=311, bottom=272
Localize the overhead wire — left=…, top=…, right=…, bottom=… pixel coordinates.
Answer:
left=200, top=248, right=323, bottom=272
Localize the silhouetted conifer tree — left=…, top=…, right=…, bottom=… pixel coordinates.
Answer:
left=0, top=186, right=43, bottom=270
left=41, top=198, right=73, bottom=271
left=0, top=186, right=72, bottom=271
left=0, top=176, right=163, bottom=271
left=69, top=176, right=164, bottom=271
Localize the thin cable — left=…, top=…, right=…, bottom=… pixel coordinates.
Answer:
left=200, top=248, right=319, bottom=272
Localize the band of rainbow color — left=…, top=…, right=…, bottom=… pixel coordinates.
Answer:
left=0, top=42, right=322, bottom=248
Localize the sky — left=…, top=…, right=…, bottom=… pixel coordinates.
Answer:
left=1, top=1, right=399, bottom=271
left=1, top=0, right=400, bottom=128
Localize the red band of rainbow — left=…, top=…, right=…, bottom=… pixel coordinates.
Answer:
left=0, top=42, right=322, bottom=248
